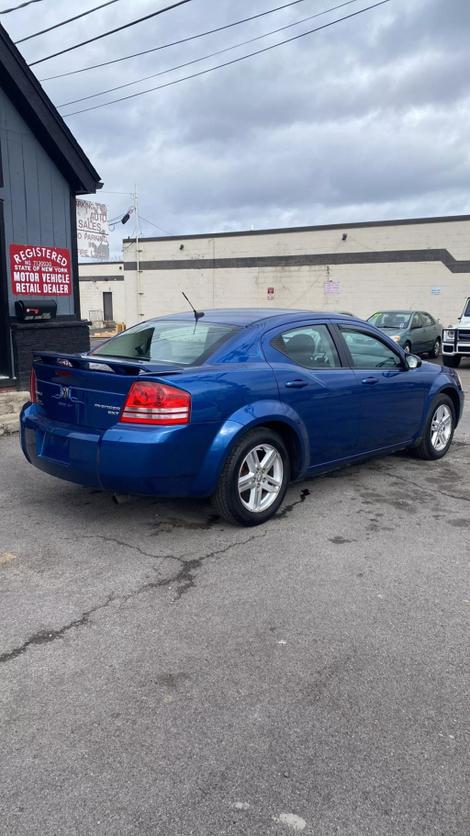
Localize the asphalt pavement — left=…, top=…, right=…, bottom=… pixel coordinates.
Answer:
left=1, top=363, right=469, bottom=835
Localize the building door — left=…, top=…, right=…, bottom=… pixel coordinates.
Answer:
left=103, top=291, right=113, bottom=323
left=0, top=200, right=12, bottom=379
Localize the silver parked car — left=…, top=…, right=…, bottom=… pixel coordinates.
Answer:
left=367, top=310, right=442, bottom=357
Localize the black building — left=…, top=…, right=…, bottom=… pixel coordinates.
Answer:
left=0, top=24, right=102, bottom=390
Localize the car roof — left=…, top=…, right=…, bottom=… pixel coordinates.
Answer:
left=149, top=308, right=358, bottom=327
left=370, top=310, right=415, bottom=315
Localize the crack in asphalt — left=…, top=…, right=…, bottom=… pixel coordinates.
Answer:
left=63, top=534, right=165, bottom=561
left=276, top=488, right=311, bottom=519
left=0, top=484, right=309, bottom=666
left=168, top=535, right=267, bottom=601
left=0, top=595, right=115, bottom=665
left=0, top=532, right=266, bottom=665
left=1, top=450, right=461, bottom=667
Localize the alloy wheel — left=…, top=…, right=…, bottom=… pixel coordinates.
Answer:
left=430, top=404, right=452, bottom=452
left=237, top=443, right=284, bottom=513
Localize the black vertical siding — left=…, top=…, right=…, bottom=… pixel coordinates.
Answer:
left=0, top=88, right=74, bottom=317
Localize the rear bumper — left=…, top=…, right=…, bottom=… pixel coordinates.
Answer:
left=21, top=405, right=102, bottom=489
left=20, top=404, right=216, bottom=497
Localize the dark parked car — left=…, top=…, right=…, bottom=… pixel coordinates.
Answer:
left=21, top=309, right=463, bottom=525
left=367, top=310, right=442, bottom=357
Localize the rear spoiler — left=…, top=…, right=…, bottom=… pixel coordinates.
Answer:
left=33, top=351, right=184, bottom=376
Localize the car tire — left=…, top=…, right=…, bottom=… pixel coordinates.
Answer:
left=430, top=338, right=441, bottom=359
left=412, top=394, right=456, bottom=460
left=443, top=355, right=461, bottom=368
left=404, top=341, right=412, bottom=354
left=212, top=427, right=290, bottom=526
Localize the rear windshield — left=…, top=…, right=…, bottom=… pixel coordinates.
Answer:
left=91, top=320, right=238, bottom=365
left=367, top=311, right=411, bottom=330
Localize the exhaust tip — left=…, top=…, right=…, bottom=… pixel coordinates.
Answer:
left=112, top=493, right=131, bottom=505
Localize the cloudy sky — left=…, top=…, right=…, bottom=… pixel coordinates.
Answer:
left=4, top=0, right=470, bottom=255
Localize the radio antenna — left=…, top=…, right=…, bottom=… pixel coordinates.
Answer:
left=181, top=291, right=204, bottom=323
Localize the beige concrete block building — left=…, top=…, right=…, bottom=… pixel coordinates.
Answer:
left=79, top=214, right=470, bottom=329
left=79, top=260, right=126, bottom=326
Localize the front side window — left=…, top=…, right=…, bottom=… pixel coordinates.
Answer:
left=271, top=324, right=341, bottom=369
left=341, top=328, right=402, bottom=369
left=421, top=313, right=434, bottom=326
left=91, top=320, right=238, bottom=365
left=411, top=313, right=423, bottom=329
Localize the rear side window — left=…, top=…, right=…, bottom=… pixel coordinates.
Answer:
left=421, top=313, right=435, bottom=326
left=271, top=324, right=341, bottom=369
left=91, top=320, right=238, bottom=365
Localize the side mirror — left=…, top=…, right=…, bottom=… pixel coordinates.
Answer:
left=406, top=354, right=422, bottom=370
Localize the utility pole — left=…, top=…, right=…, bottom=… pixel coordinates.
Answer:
left=133, top=187, right=144, bottom=319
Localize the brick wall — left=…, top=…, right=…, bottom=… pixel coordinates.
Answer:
left=11, top=321, right=90, bottom=389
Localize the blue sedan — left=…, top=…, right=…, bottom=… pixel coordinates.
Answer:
left=20, top=309, right=463, bottom=525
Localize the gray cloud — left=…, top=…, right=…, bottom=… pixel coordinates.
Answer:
left=4, top=0, right=470, bottom=253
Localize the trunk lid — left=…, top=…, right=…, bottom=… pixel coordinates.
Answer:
left=33, top=351, right=185, bottom=430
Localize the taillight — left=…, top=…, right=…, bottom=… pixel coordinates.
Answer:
left=29, top=368, right=37, bottom=403
left=120, top=381, right=191, bottom=425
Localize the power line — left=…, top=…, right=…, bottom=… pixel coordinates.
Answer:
left=40, top=0, right=312, bottom=82
left=29, top=0, right=194, bottom=67
left=123, top=239, right=139, bottom=251
left=15, top=0, right=123, bottom=44
left=63, top=0, right=391, bottom=117
left=58, top=1, right=362, bottom=108
left=0, top=0, right=46, bottom=12
left=139, top=215, right=174, bottom=236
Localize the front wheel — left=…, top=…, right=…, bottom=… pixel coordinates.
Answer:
left=443, top=355, right=461, bottom=368
left=404, top=341, right=412, bottom=354
left=413, top=395, right=455, bottom=460
left=212, top=427, right=290, bottom=525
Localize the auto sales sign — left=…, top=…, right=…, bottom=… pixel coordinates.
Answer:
left=76, top=199, right=109, bottom=259
left=10, top=244, right=72, bottom=296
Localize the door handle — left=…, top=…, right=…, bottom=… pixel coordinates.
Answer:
left=361, top=377, right=379, bottom=385
left=285, top=379, right=308, bottom=388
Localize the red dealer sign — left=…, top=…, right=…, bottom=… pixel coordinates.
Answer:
left=10, top=244, right=72, bottom=296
